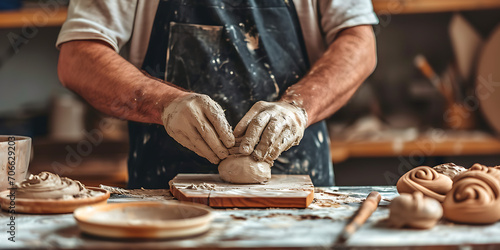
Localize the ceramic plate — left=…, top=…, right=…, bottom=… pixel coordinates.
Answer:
left=0, top=187, right=110, bottom=214
left=73, top=201, right=213, bottom=239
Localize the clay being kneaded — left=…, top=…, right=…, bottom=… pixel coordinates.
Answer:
left=388, top=192, right=442, bottom=229
left=218, top=155, right=271, bottom=184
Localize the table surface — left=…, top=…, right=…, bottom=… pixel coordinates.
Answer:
left=2, top=186, right=500, bottom=249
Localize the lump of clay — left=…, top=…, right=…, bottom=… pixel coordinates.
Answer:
left=443, top=170, right=500, bottom=224
left=388, top=192, right=442, bottom=229
left=218, top=155, right=271, bottom=184
left=397, top=166, right=452, bottom=202
left=15, top=172, right=94, bottom=199
left=433, top=163, right=466, bottom=180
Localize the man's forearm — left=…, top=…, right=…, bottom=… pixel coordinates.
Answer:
left=280, top=25, right=377, bottom=126
left=58, top=40, right=189, bottom=124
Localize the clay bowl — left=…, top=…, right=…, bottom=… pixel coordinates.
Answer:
left=0, top=187, right=110, bottom=214
left=73, top=201, right=213, bottom=239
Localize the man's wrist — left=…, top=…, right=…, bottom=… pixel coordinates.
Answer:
left=279, top=94, right=310, bottom=127
left=149, top=81, right=190, bottom=125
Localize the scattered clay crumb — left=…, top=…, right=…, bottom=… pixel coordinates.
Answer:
left=312, top=199, right=342, bottom=208
left=230, top=213, right=337, bottom=221
left=323, top=190, right=345, bottom=196
left=342, top=196, right=363, bottom=203
left=100, top=185, right=130, bottom=195
left=298, top=214, right=334, bottom=220
left=185, top=183, right=216, bottom=190
left=313, top=191, right=363, bottom=206
left=230, top=215, right=248, bottom=220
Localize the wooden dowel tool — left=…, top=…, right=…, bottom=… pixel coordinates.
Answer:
left=336, top=191, right=382, bottom=244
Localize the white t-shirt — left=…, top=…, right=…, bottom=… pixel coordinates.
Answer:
left=56, top=0, right=378, bottom=67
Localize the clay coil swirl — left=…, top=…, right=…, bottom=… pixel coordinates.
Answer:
left=15, top=172, right=88, bottom=199
left=443, top=171, right=500, bottom=224
left=397, top=166, right=452, bottom=202
left=467, top=164, right=500, bottom=181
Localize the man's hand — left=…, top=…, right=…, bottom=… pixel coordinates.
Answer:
left=234, top=101, right=307, bottom=162
left=162, top=93, right=235, bottom=164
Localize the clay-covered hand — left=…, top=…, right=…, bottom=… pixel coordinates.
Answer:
left=233, top=101, right=307, bottom=162
left=161, top=93, right=235, bottom=164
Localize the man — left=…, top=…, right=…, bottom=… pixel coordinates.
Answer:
left=57, top=0, right=378, bottom=188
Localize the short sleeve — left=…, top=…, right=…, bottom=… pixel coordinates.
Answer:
left=56, top=0, right=138, bottom=52
left=320, top=0, right=379, bottom=45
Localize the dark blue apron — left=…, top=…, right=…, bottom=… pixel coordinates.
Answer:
left=128, top=0, right=334, bottom=188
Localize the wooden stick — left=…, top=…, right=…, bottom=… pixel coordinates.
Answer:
left=337, top=191, right=382, bottom=243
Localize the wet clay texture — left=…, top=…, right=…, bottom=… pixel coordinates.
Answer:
left=15, top=172, right=95, bottom=199
left=433, top=163, right=467, bottom=180
left=233, top=100, right=307, bottom=162
left=443, top=167, right=500, bottom=224
left=218, top=155, right=271, bottom=184
left=388, top=192, right=442, bottom=229
left=161, top=93, right=235, bottom=164
left=397, top=166, right=452, bottom=202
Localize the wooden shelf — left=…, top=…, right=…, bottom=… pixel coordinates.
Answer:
left=372, top=0, right=500, bottom=14
left=0, top=6, right=67, bottom=28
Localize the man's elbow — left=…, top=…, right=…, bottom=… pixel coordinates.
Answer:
left=367, top=43, right=377, bottom=76
left=57, top=43, right=73, bottom=88
left=364, top=27, right=378, bottom=76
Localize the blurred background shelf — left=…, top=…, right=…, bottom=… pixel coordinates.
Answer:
left=372, top=0, right=500, bottom=14
left=0, top=6, right=67, bottom=28
left=1, top=0, right=500, bottom=29
left=331, top=132, right=500, bottom=161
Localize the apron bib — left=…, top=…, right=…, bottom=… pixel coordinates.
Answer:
left=128, top=0, right=334, bottom=188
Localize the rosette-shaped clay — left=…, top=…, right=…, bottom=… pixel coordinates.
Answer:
left=15, top=172, right=91, bottom=199
left=467, top=163, right=500, bottom=181
left=397, top=166, right=452, bottom=202
left=388, top=192, right=442, bottom=229
left=433, top=163, right=466, bottom=180
left=443, top=170, right=500, bottom=224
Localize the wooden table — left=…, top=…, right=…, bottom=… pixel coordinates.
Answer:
left=2, top=186, right=500, bottom=249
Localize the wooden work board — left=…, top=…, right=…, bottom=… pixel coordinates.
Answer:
left=169, top=174, right=314, bottom=208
